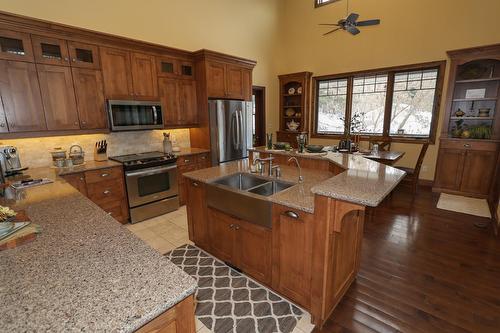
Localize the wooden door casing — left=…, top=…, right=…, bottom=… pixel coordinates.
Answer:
left=272, top=204, right=314, bottom=308
left=0, top=60, right=46, bottom=132
left=31, top=35, right=70, bottom=66
left=234, top=219, right=272, bottom=286
left=186, top=179, right=209, bottom=250
left=67, top=41, right=100, bottom=69
left=72, top=68, right=107, bottom=129
left=207, top=207, right=236, bottom=264
left=131, top=52, right=158, bottom=100
left=37, top=64, right=79, bottom=130
left=100, top=46, right=133, bottom=99
left=434, top=148, right=465, bottom=191
left=460, top=150, right=498, bottom=195
left=0, top=29, right=34, bottom=62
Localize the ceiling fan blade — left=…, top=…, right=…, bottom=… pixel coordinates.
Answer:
left=356, top=19, right=381, bottom=26
left=346, top=13, right=359, bottom=23
left=346, top=26, right=361, bottom=35
left=319, top=23, right=340, bottom=26
left=323, top=28, right=342, bottom=36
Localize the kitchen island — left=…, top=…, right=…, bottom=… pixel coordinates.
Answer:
left=0, top=168, right=197, bottom=332
left=182, top=148, right=405, bottom=328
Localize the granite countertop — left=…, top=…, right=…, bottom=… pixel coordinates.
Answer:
left=184, top=147, right=406, bottom=212
left=55, top=159, right=123, bottom=176
left=183, top=159, right=333, bottom=213
left=0, top=168, right=197, bottom=332
left=174, top=147, right=210, bottom=157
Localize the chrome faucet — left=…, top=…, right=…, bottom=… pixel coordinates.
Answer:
left=253, top=154, right=279, bottom=177
left=287, top=157, right=304, bottom=183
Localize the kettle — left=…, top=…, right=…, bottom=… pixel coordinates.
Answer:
left=69, top=145, right=85, bottom=165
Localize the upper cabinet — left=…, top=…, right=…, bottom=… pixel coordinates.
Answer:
left=72, top=68, right=107, bottom=129
left=31, top=35, right=70, bottom=66
left=0, top=30, right=34, bottom=62
left=67, top=41, right=100, bottom=69
left=159, top=77, right=197, bottom=127
left=0, top=60, right=46, bottom=132
left=205, top=60, right=252, bottom=100
left=100, top=47, right=158, bottom=100
left=156, top=56, right=195, bottom=79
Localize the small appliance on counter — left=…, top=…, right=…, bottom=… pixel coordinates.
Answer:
left=0, top=146, right=28, bottom=177
left=94, top=140, right=108, bottom=161
left=109, top=151, right=179, bottom=223
left=163, top=133, right=173, bottom=153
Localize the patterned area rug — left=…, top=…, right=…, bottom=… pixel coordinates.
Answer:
left=165, top=244, right=303, bottom=333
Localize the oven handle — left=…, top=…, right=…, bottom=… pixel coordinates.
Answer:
left=152, top=106, right=158, bottom=125
left=125, top=164, right=177, bottom=178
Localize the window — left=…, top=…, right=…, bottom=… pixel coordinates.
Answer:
left=315, top=0, right=340, bottom=8
left=313, top=61, right=445, bottom=143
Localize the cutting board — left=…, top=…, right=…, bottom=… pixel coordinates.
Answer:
left=0, top=211, right=40, bottom=251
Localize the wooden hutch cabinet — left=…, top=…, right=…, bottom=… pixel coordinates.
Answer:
left=434, top=44, right=500, bottom=198
left=277, top=72, right=313, bottom=147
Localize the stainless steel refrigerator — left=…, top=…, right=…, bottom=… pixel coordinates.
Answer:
left=209, top=100, right=253, bottom=165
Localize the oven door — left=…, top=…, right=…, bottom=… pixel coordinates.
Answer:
left=125, top=164, right=178, bottom=208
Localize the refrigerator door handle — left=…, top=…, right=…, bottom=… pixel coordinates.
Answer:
left=231, top=112, right=238, bottom=148
left=235, top=110, right=241, bottom=149
left=238, top=109, right=244, bottom=149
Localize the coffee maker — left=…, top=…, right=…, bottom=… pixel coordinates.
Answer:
left=0, top=146, right=27, bottom=176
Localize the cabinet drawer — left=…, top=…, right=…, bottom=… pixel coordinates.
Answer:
left=85, top=167, right=122, bottom=183
left=87, top=178, right=124, bottom=204
left=98, top=200, right=125, bottom=222
left=177, top=155, right=197, bottom=166
left=196, top=153, right=210, bottom=164
left=440, top=140, right=498, bottom=152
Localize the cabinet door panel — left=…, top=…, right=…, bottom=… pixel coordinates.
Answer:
left=37, top=64, right=79, bottom=130
left=61, top=173, right=88, bottom=196
left=158, top=77, right=179, bottom=126
left=68, top=41, right=100, bottom=69
left=434, top=148, right=465, bottom=191
left=460, top=150, right=497, bottom=195
left=235, top=220, right=272, bottom=285
left=207, top=207, right=235, bottom=263
left=178, top=79, right=197, bottom=125
left=0, top=60, right=46, bottom=132
left=226, top=65, right=244, bottom=99
left=32, top=35, right=70, bottom=66
left=242, top=68, right=252, bottom=101
left=0, top=30, right=34, bottom=62
left=72, top=68, right=107, bottom=129
left=156, top=56, right=179, bottom=77
left=131, top=52, right=158, bottom=99
left=100, top=47, right=133, bottom=99
left=186, top=179, right=208, bottom=249
left=272, top=205, right=313, bottom=308
left=206, top=61, right=226, bottom=98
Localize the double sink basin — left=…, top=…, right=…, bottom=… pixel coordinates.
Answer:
left=206, top=173, right=295, bottom=228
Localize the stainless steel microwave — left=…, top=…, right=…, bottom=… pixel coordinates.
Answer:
left=108, top=100, right=164, bottom=131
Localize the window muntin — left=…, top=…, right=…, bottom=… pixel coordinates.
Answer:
left=317, top=78, right=348, bottom=134
left=390, top=69, right=438, bottom=137
left=351, top=74, right=388, bottom=134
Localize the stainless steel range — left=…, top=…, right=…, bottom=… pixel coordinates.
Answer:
left=110, top=151, right=179, bottom=223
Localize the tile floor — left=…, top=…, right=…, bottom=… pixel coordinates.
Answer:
left=127, top=207, right=314, bottom=333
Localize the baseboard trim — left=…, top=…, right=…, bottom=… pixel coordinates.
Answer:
left=418, top=179, right=434, bottom=187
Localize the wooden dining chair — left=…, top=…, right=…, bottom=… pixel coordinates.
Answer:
left=368, top=139, right=391, bottom=151
left=396, top=143, right=429, bottom=194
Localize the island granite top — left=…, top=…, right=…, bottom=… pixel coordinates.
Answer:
left=0, top=168, right=197, bottom=333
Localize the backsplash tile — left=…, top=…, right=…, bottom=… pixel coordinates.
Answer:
left=0, top=129, right=190, bottom=168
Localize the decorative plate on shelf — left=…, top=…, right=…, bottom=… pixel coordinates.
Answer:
left=287, top=87, right=295, bottom=95
left=285, top=108, right=296, bottom=117
left=297, top=86, right=303, bottom=94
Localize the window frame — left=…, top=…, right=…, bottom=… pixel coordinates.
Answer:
left=311, top=61, right=446, bottom=144
left=314, top=0, right=341, bottom=8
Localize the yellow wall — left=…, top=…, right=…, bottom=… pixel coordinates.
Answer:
left=1, top=0, right=500, bottom=179
left=277, top=0, right=500, bottom=180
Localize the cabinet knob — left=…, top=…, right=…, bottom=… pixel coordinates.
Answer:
left=103, top=190, right=111, bottom=195
left=235, top=225, right=240, bottom=230
left=64, top=57, right=69, bottom=61
left=463, top=144, right=471, bottom=148
left=192, top=181, right=199, bottom=187
left=107, top=212, right=112, bottom=215
left=184, top=159, right=190, bottom=163
left=284, top=210, right=299, bottom=219
left=72, top=58, right=76, bottom=62
left=229, top=224, right=234, bottom=229
left=79, top=177, right=84, bottom=181
left=74, top=121, right=78, bottom=126
left=101, top=173, right=110, bottom=177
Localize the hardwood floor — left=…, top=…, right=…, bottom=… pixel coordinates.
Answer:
left=314, top=186, right=499, bottom=333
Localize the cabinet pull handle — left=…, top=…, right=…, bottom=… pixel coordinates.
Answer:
left=72, top=58, right=76, bottom=62
left=229, top=224, right=234, bottom=229
left=235, top=225, right=240, bottom=230
left=192, top=181, right=199, bottom=187
left=101, top=173, right=110, bottom=177
left=64, top=57, right=69, bottom=61
left=184, top=159, right=190, bottom=163
left=463, top=144, right=471, bottom=148
left=284, top=210, right=299, bottom=219
left=79, top=177, right=84, bottom=181
left=103, top=190, right=111, bottom=195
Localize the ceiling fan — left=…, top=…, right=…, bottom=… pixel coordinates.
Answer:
left=320, top=0, right=380, bottom=36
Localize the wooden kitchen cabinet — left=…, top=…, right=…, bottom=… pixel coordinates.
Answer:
left=136, top=294, right=195, bottom=333
left=156, top=56, right=195, bottom=79
left=130, top=52, right=158, bottom=100
left=37, top=64, right=80, bottom=130
left=205, top=60, right=252, bottom=100
left=186, top=179, right=209, bottom=250
left=460, top=150, right=497, bottom=195
left=72, top=68, right=107, bottom=129
left=272, top=204, right=314, bottom=308
left=207, top=207, right=235, bottom=263
left=100, top=46, right=134, bottom=99
left=0, top=60, right=46, bottom=132
left=61, top=173, right=88, bottom=196
left=0, top=29, right=34, bottom=62
left=434, top=148, right=465, bottom=191
left=31, top=35, right=70, bottom=66
left=177, top=152, right=211, bottom=205
left=67, top=41, right=100, bottom=69
left=159, top=77, right=197, bottom=127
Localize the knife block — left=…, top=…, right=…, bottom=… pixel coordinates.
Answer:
left=94, top=147, right=108, bottom=161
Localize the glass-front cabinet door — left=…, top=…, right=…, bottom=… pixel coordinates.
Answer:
left=31, top=35, right=70, bottom=66
left=0, top=29, right=34, bottom=62
left=68, top=41, right=100, bottom=69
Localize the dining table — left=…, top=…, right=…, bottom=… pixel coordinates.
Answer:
left=359, top=150, right=405, bottom=166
